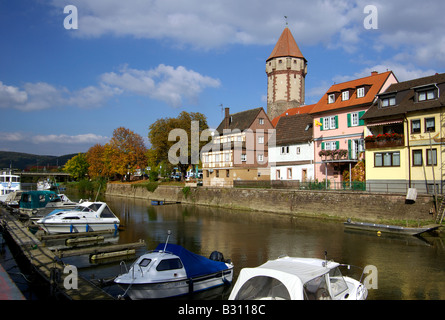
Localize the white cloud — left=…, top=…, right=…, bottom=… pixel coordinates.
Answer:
left=101, top=64, right=221, bottom=107
left=0, top=64, right=220, bottom=111
left=31, top=133, right=109, bottom=145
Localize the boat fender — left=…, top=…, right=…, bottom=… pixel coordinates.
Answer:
left=188, top=278, right=194, bottom=293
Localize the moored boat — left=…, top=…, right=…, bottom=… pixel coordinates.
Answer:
left=344, top=219, right=440, bottom=236
left=229, top=255, right=367, bottom=300
left=114, top=235, right=234, bottom=299
left=36, top=201, right=120, bottom=234
left=0, top=170, right=21, bottom=203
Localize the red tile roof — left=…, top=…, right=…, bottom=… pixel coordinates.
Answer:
left=309, top=71, right=395, bottom=115
left=267, top=27, right=305, bottom=62
left=271, top=104, right=314, bottom=127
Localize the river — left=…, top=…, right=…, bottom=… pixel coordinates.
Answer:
left=2, top=192, right=445, bottom=300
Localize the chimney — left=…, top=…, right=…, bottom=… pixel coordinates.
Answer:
left=371, top=71, right=378, bottom=76
left=224, top=107, right=230, bottom=129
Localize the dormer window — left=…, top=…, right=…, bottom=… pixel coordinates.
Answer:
left=379, top=94, right=396, bottom=108
left=413, top=84, right=438, bottom=102
left=418, top=89, right=436, bottom=102
left=342, top=91, right=350, bottom=101
left=328, top=93, right=336, bottom=104
left=357, top=87, right=365, bottom=98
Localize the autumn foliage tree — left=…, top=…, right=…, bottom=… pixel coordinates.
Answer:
left=86, top=127, right=148, bottom=181
left=148, top=111, right=209, bottom=180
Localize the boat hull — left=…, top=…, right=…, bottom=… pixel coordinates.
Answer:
left=118, top=268, right=233, bottom=300
left=344, top=221, right=439, bottom=236
left=39, top=222, right=119, bottom=234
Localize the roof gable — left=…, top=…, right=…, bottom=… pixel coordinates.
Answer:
left=215, top=107, right=270, bottom=133
left=275, top=113, right=313, bottom=145
left=267, top=27, right=305, bottom=62
left=310, top=71, right=394, bottom=115
left=362, top=72, right=445, bottom=120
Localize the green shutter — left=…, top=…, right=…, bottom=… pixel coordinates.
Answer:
left=348, top=140, right=352, bottom=160
left=320, top=118, right=324, bottom=131
left=335, top=141, right=340, bottom=150
left=359, top=111, right=365, bottom=126
left=347, top=114, right=351, bottom=127
left=334, top=116, right=339, bottom=129
left=321, top=142, right=325, bottom=150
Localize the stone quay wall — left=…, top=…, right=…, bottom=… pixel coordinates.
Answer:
left=105, top=183, right=436, bottom=223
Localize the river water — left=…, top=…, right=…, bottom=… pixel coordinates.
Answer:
left=2, top=193, right=445, bottom=300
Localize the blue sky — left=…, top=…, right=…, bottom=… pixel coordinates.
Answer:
left=0, top=0, right=443, bottom=156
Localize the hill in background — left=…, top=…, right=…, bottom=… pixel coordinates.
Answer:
left=0, top=151, right=77, bottom=171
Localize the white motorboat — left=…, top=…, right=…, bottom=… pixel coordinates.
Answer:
left=229, top=255, right=367, bottom=300
left=36, top=201, right=120, bottom=234
left=0, top=170, right=21, bottom=203
left=114, top=234, right=234, bottom=299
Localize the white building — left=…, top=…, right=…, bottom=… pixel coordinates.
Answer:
left=269, top=113, right=314, bottom=182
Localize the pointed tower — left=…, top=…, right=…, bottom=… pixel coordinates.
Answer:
left=266, top=27, right=307, bottom=120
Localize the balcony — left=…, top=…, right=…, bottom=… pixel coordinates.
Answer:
left=365, top=133, right=404, bottom=150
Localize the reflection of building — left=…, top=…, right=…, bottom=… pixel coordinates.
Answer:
left=362, top=72, right=445, bottom=194
left=310, top=71, right=398, bottom=186
left=266, top=27, right=307, bottom=121
left=201, top=107, right=274, bottom=187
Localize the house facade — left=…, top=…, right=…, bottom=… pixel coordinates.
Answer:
left=269, top=113, right=314, bottom=184
left=310, top=71, right=398, bottom=187
left=202, top=107, right=274, bottom=187
left=361, top=73, right=445, bottom=194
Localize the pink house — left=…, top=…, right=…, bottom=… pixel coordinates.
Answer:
left=310, top=71, right=398, bottom=186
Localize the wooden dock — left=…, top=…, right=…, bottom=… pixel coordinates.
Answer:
left=0, top=207, right=145, bottom=300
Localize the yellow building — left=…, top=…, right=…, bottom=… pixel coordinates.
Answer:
left=362, top=73, right=445, bottom=194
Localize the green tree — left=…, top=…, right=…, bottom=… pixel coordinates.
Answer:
left=63, top=153, right=89, bottom=180
left=148, top=111, right=209, bottom=180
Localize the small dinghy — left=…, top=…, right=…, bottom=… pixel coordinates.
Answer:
left=114, top=232, right=234, bottom=299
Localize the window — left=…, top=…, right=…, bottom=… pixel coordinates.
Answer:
left=322, top=141, right=338, bottom=150
left=296, top=147, right=300, bottom=155
left=216, top=170, right=219, bottom=177
left=258, top=154, right=264, bottom=162
left=374, top=152, right=400, bottom=167
left=321, top=116, right=338, bottom=130
left=156, top=258, right=183, bottom=271
left=276, top=170, right=281, bottom=180
left=357, top=87, right=365, bottom=98
left=349, top=139, right=364, bottom=160
left=418, top=89, right=436, bottom=102
left=259, top=118, right=264, bottom=125
left=258, top=136, right=264, bottom=144
left=226, top=170, right=230, bottom=178
left=425, top=117, right=435, bottom=132
left=225, top=153, right=230, bottom=162
left=411, top=119, right=421, bottom=134
left=342, top=91, right=349, bottom=101
left=328, top=94, right=336, bottom=104
left=280, top=146, right=290, bottom=154
left=381, top=96, right=396, bottom=107
left=287, top=168, right=292, bottom=179
left=426, top=148, right=437, bottom=166
left=241, top=154, right=246, bottom=162
left=412, top=150, right=423, bottom=166
left=351, top=113, right=358, bottom=126
left=139, top=258, right=152, bottom=268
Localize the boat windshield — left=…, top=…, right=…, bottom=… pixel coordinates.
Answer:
left=234, top=276, right=291, bottom=300
left=303, top=274, right=331, bottom=300
left=328, top=267, right=349, bottom=298
left=100, top=205, right=116, bottom=218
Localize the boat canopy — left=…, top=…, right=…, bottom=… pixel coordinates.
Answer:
left=155, top=243, right=228, bottom=279
left=19, top=191, right=59, bottom=209
left=229, top=257, right=339, bottom=300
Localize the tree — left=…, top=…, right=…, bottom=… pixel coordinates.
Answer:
left=63, top=153, right=88, bottom=180
left=148, top=111, right=209, bottom=180
left=108, top=127, right=148, bottom=180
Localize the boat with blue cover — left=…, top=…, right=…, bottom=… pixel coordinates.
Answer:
left=114, top=233, right=234, bottom=299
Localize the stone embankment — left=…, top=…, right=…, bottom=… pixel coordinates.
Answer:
left=105, top=183, right=437, bottom=223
